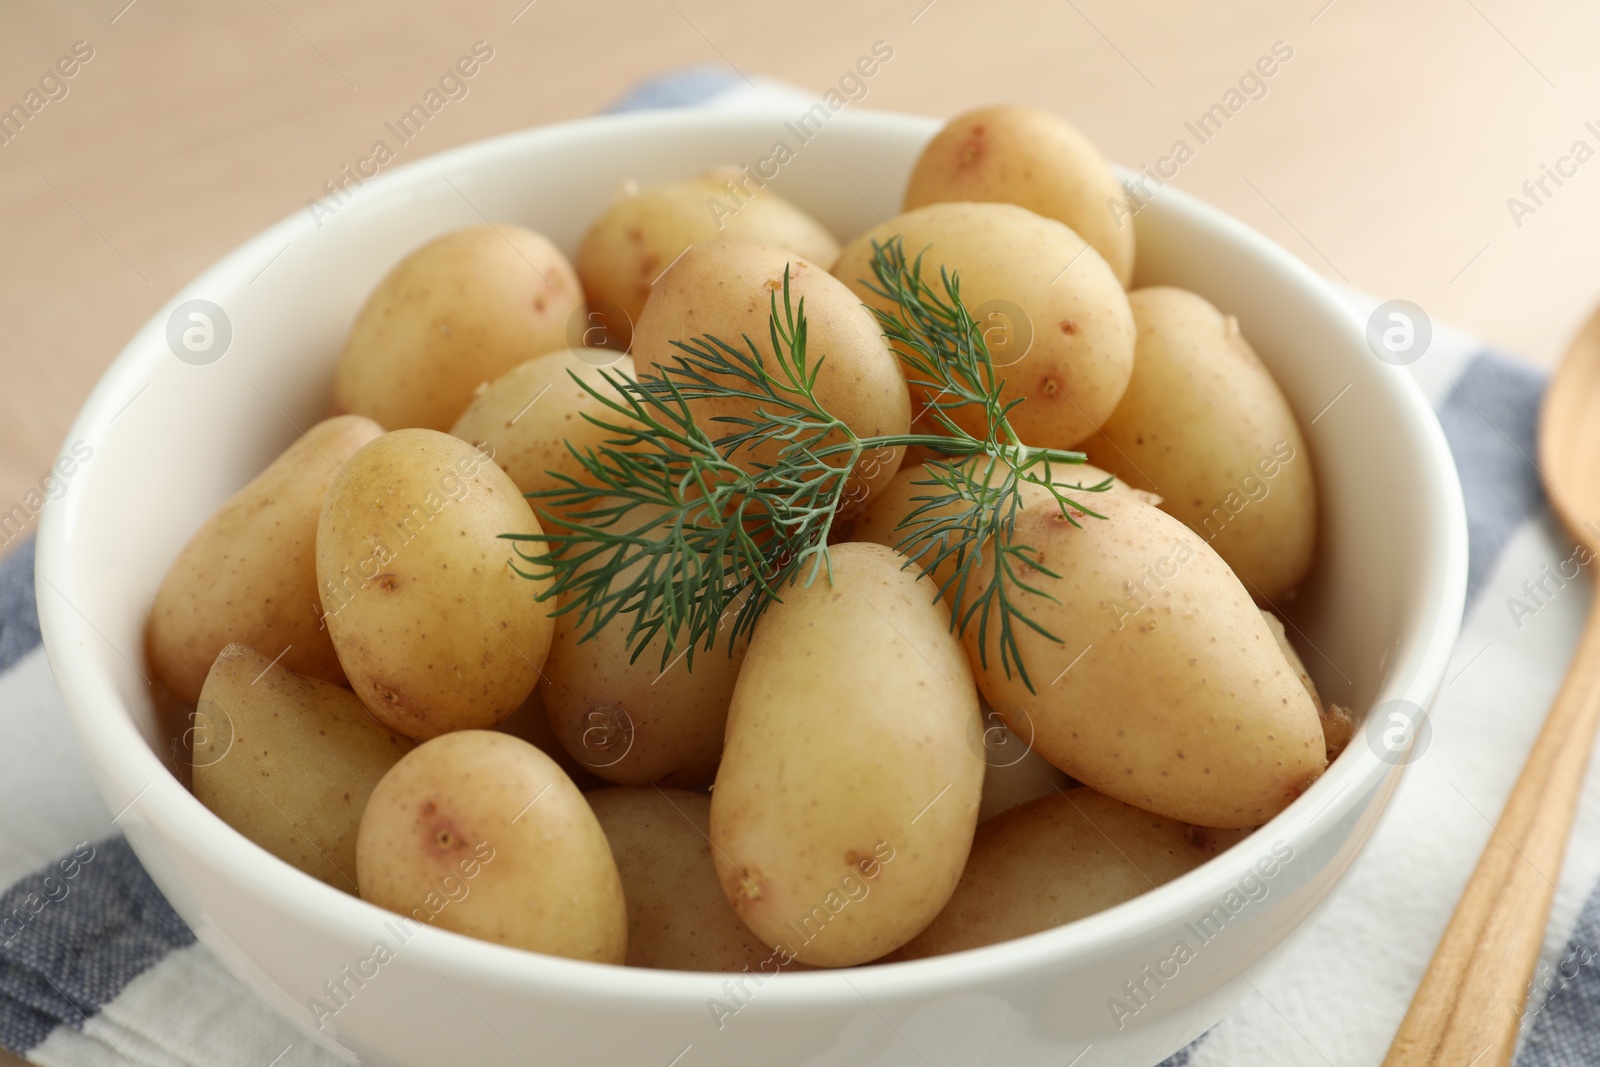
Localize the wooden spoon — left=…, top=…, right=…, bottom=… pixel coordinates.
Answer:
left=1384, top=307, right=1600, bottom=1066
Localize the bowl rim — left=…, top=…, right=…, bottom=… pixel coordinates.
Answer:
left=34, top=104, right=1469, bottom=1011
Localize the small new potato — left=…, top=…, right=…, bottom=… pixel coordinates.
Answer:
left=893, top=790, right=1249, bottom=960
left=710, top=542, right=984, bottom=967
left=975, top=717, right=1076, bottom=824
left=147, top=415, right=381, bottom=704
left=494, top=687, right=608, bottom=792
left=632, top=238, right=911, bottom=514
left=841, top=460, right=1138, bottom=825
left=965, top=492, right=1326, bottom=828
left=357, top=731, right=626, bottom=961
left=317, top=429, right=552, bottom=739
left=541, top=502, right=747, bottom=788
left=1083, top=287, right=1316, bottom=601
left=1262, top=609, right=1354, bottom=761
left=833, top=203, right=1134, bottom=450
left=449, top=348, right=640, bottom=531
left=577, top=168, right=841, bottom=350
left=588, top=787, right=788, bottom=972
left=904, top=104, right=1136, bottom=287
left=335, top=225, right=583, bottom=432
left=193, top=644, right=413, bottom=891
left=839, top=456, right=1136, bottom=595
left=1262, top=609, right=1320, bottom=709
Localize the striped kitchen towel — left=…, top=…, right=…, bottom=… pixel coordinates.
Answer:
left=2, top=70, right=1597, bottom=1067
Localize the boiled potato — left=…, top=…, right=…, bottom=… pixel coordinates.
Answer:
left=1083, top=287, right=1316, bottom=601
left=588, top=787, right=787, bottom=972
left=1262, top=609, right=1354, bottom=762
left=543, top=621, right=745, bottom=789
left=710, top=542, right=983, bottom=967
left=844, top=454, right=1132, bottom=563
left=964, top=491, right=1325, bottom=828
left=577, top=169, right=841, bottom=350
left=833, top=203, right=1134, bottom=450
left=838, top=456, right=1129, bottom=594
left=840, top=461, right=1140, bottom=825
left=903, top=104, right=1136, bottom=288
left=893, top=790, right=1248, bottom=960
left=335, top=225, right=582, bottom=432
left=975, top=716, right=1076, bottom=824
left=147, top=414, right=382, bottom=704
left=317, top=429, right=552, bottom=739
left=631, top=238, right=911, bottom=514
left=1321, top=704, right=1355, bottom=761
left=1262, top=609, right=1320, bottom=709
left=193, top=644, right=412, bottom=892
left=494, top=687, right=608, bottom=792
left=356, top=731, right=626, bottom=961
left=449, top=348, right=640, bottom=531
left=542, top=501, right=746, bottom=788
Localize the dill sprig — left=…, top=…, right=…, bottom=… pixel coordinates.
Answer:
left=503, top=237, right=1110, bottom=692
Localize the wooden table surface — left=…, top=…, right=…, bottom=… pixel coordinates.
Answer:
left=0, top=1, right=1598, bottom=1057
left=5, top=0, right=1600, bottom=554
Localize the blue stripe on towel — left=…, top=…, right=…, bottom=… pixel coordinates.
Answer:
left=0, top=540, right=40, bottom=674
left=1518, top=899, right=1600, bottom=1066
left=1158, top=1045, right=1194, bottom=1066
left=0, top=836, right=195, bottom=1053
left=607, top=65, right=744, bottom=113
left=1435, top=352, right=1549, bottom=607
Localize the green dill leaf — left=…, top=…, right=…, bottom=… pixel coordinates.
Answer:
left=502, top=242, right=1113, bottom=692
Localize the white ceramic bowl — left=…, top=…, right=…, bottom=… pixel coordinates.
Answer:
left=35, top=108, right=1466, bottom=1067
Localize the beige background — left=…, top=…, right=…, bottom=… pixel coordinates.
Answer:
left=5, top=0, right=1600, bottom=553
left=0, top=0, right=1598, bottom=1058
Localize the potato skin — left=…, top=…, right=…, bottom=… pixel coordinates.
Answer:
left=588, top=787, right=788, bottom=972
left=892, top=790, right=1247, bottom=960
left=335, top=225, right=582, bottom=432
left=542, top=608, right=745, bottom=790
left=710, top=542, right=984, bottom=967
left=316, top=429, right=552, bottom=739
left=1083, top=287, right=1316, bottom=601
left=833, top=203, right=1134, bottom=450
left=147, top=415, right=382, bottom=704
left=449, top=349, right=639, bottom=531
left=577, top=169, right=841, bottom=350
left=965, top=492, right=1325, bottom=828
left=1262, top=609, right=1354, bottom=762
left=903, top=104, right=1136, bottom=287
left=839, top=457, right=1130, bottom=581
left=193, top=644, right=413, bottom=892
left=632, top=238, right=911, bottom=514
left=356, top=731, right=626, bottom=962
left=494, top=687, right=609, bottom=792
left=537, top=500, right=747, bottom=788
left=976, top=719, right=1075, bottom=824
left=841, top=461, right=1121, bottom=824
left=1261, top=609, right=1320, bottom=709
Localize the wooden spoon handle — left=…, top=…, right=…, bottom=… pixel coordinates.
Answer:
left=1384, top=597, right=1600, bottom=1066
